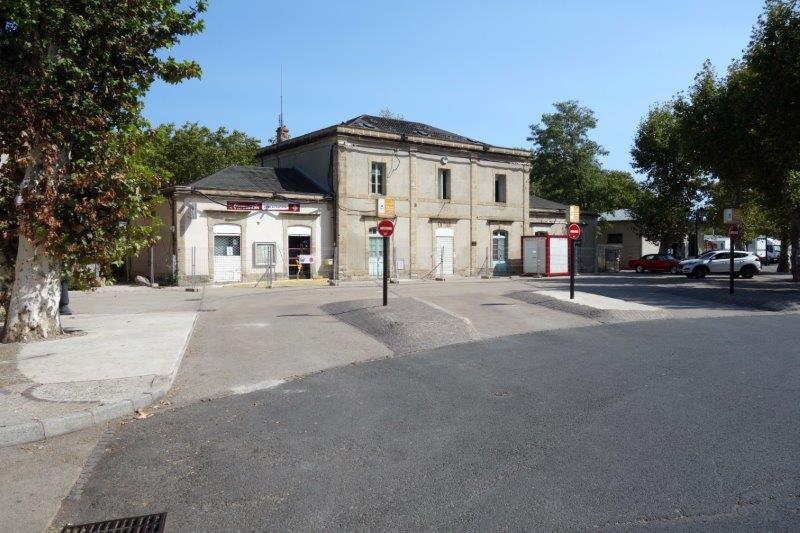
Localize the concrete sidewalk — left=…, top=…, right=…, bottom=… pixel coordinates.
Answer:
left=0, top=310, right=196, bottom=447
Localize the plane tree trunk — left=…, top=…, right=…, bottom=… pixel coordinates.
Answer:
left=2, top=145, right=64, bottom=343
left=1, top=235, right=62, bottom=342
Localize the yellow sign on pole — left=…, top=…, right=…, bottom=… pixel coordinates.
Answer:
left=567, top=205, right=581, bottom=224
left=377, top=197, right=396, bottom=217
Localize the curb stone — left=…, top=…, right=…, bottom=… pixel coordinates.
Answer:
left=0, top=312, right=198, bottom=448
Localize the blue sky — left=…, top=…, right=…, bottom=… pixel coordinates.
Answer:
left=144, top=1, right=763, bottom=177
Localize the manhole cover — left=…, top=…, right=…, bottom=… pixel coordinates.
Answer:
left=61, top=512, right=166, bottom=533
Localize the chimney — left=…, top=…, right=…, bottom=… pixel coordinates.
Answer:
left=276, top=124, right=290, bottom=143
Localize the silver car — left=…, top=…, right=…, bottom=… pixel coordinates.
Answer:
left=680, top=250, right=761, bottom=279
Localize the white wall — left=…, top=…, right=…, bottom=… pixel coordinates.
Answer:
left=178, top=194, right=333, bottom=282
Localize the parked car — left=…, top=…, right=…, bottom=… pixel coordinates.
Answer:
left=629, top=254, right=680, bottom=274
left=679, top=250, right=761, bottom=279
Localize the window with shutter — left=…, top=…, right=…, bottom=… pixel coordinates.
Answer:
left=370, top=162, right=386, bottom=195
left=494, top=174, right=506, bottom=203
left=438, top=169, right=451, bottom=200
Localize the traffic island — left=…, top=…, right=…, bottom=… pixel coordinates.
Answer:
left=507, top=289, right=673, bottom=324
left=0, top=311, right=197, bottom=447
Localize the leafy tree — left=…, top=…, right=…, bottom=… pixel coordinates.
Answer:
left=681, top=1, right=800, bottom=279
left=143, top=123, right=261, bottom=186
left=630, top=102, right=707, bottom=251
left=528, top=101, right=635, bottom=213
left=0, top=1, right=206, bottom=342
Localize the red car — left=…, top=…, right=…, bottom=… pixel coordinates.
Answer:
left=629, top=254, right=680, bottom=274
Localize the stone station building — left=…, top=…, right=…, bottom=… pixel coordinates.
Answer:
left=259, top=115, right=532, bottom=280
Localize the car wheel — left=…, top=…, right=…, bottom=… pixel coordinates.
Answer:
left=740, top=265, right=756, bottom=279
left=693, top=267, right=707, bottom=279
left=669, top=266, right=678, bottom=274
left=635, top=266, right=644, bottom=273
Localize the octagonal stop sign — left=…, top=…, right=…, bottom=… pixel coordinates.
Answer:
left=567, top=223, right=582, bottom=240
left=377, top=219, right=395, bottom=237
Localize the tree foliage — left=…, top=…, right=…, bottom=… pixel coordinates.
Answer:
left=142, top=123, right=261, bottom=186
left=630, top=103, right=707, bottom=249
left=0, top=1, right=207, bottom=338
left=679, top=0, right=800, bottom=277
left=529, top=101, right=638, bottom=213
left=377, top=108, right=405, bottom=120
left=0, top=1, right=206, bottom=275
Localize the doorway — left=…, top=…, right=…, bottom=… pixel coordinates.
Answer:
left=492, top=229, right=509, bottom=275
left=368, top=228, right=384, bottom=278
left=287, top=226, right=312, bottom=279
left=213, top=224, right=242, bottom=283
left=435, top=227, right=454, bottom=277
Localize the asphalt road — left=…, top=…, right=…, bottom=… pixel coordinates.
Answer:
left=58, top=313, right=800, bottom=531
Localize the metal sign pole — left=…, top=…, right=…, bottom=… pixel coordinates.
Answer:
left=570, top=238, right=576, bottom=299
left=383, top=236, right=389, bottom=306
left=729, top=237, right=735, bottom=295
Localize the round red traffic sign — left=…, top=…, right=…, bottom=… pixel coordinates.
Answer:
left=728, top=224, right=739, bottom=237
left=567, top=223, right=582, bottom=240
left=377, top=219, right=395, bottom=237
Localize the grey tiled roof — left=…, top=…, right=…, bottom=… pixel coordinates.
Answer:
left=530, top=195, right=568, bottom=211
left=600, top=209, right=633, bottom=221
left=187, top=166, right=328, bottom=195
left=341, top=115, right=484, bottom=145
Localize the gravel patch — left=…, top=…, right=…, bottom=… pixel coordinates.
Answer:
left=321, top=297, right=479, bottom=355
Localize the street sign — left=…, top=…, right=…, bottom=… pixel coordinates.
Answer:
left=728, top=224, right=740, bottom=238
left=568, top=205, right=581, bottom=224
left=377, top=197, right=396, bottom=217
left=377, top=219, right=395, bottom=237
left=724, top=208, right=740, bottom=225
left=227, top=201, right=262, bottom=211
left=567, top=223, right=582, bottom=240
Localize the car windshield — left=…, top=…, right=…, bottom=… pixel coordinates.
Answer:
left=696, top=251, right=716, bottom=258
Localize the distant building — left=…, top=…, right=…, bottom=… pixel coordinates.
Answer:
left=598, top=209, right=660, bottom=269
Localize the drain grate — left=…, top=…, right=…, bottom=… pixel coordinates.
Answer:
left=61, top=512, right=166, bottom=533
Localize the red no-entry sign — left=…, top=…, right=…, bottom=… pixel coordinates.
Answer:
left=377, top=219, right=395, bottom=237
left=728, top=224, right=740, bottom=238
left=567, top=223, right=582, bottom=240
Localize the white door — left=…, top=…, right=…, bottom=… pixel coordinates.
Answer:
left=368, top=228, right=384, bottom=278
left=492, top=230, right=509, bottom=275
left=213, top=224, right=242, bottom=282
left=435, top=228, right=454, bottom=277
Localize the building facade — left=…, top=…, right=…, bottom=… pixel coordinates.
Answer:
left=258, top=115, right=532, bottom=280
left=132, top=166, right=333, bottom=285
left=597, top=210, right=660, bottom=269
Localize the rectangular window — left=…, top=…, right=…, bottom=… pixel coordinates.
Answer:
left=370, top=162, right=386, bottom=195
left=494, top=174, right=506, bottom=203
left=253, top=242, right=276, bottom=267
left=607, top=233, right=623, bottom=244
left=438, top=169, right=451, bottom=200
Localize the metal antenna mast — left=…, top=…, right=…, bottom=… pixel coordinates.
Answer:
left=279, top=65, right=284, bottom=128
